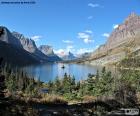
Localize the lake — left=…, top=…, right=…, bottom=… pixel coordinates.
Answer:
left=23, top=63, right=104, bottom=82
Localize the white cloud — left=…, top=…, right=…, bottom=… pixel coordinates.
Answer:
left=84, top=38, right=94, bottom=44
left=31, top=35, right=42, bottom=41
left=54, top=45, right=75, bottom=57
left=95, top=45, right=99, bottom=49
left=102, top=33, right=110, bottom=38
left=62, top=40, right=73, bottom=44
left=66, top=45, right=74, bottom=51
left=54, top=49, right=65, bottom=57
left=78, top=32, right=94, bottom=44
left=88, top=3, right=100, bottom=8
left=78, top=32, right=90, bottom=39
left=88, top=16, right=93, bottom=19
left=85, top=30, right=93, bottom=34
left=113, top=24, right=119, bottom=29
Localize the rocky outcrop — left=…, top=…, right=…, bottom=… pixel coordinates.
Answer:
left=39, top=45, right=62, bottom=61
left=12, top=32, right=38, bottom=53
left=0, top=26, right=22, bottom=47
left=86, top=13, right=140, bottom=65
left=39, top=45, right=54, bottom=56
left=106, top=12, right=140, bottom=50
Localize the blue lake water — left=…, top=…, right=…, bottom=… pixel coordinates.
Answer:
left=23, top=63, right=103, bottom=82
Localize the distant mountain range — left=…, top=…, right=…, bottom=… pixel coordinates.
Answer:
left=0, top=26, right=61, bottom=66
left=61, top=51, right=77, bottom=61
left=1, top=13, right=138, bottom=66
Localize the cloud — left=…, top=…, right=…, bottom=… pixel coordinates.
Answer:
left=66, top=45, right=74, bottom=51
left=95, top=45, right=99, bottom=49
left=78, top=32, right=94, bottom=44
left=85, top=30, right=93, bottom=34
left=31, top=35, right=42, bottom=41
left=62, top=40, right=73, bottom=44
left=54, top=49, right=65, bottom=57
left=84, top=38, right=94, bottom=44
left=88, top=3, right=100, bottom=8
left=54, top=45, right=75, bottom=57
left=102, top=33, right=110, bottom=38
left=88, top=16, right=93, bottom=19
left=113, top=24, right=119, bottom=29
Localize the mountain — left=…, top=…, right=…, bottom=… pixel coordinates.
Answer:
left=0, top=26, right=62, bottom=66
left=0, top=27, right=39, bottom=65
left=0, top=26, right=22, bottom=47
left=12, top=32, right=49, bottom=62
left=39, top=45, right=54, bottom=56
left=77, top=52, right=91, bottom=59
left=38, top=45, right=62, bottom=61
left=82, top=12, right=140, bottom=65
left=62, top=52, right=76, bottom=61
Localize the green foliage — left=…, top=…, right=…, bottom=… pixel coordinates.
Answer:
left=2, top=63, right=43, bottom=97
left=2, top=59, right=140, bottom=106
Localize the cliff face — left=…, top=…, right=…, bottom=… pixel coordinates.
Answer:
left=39, top=45, right=54, bottom=56
left=12, top=32, right=49, bottom=62
left=38, top=45, right=62, bottom=61
left=12, top=32, right=62, bottom=62
left=0, top=27, right=22, bottom=47
left=12, top=32, right=37, bottom=53
left=0, top=26, right=62, bottom=65
left=0, top=27, right=39, bottom=66
left=87, top=13, right=140, bottom=65
left=106, top=12, right=140, bottom=50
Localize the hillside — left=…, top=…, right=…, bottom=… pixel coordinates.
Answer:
left=81, top=13, right=140, bottom=66
left=0, top=41, right=39, bottom=66
left=0, top=26, right=61, bottom=66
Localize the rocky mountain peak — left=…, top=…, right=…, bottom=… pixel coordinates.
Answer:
left=12, top=32, right=37, bottom=53
left=39, top=45, right=54, bottom=56
left=0, top=26, right=22, bottom=47
left=125, top=12, right=138, bottom=22
left=106, top=12, right=140, bottom=50
left=89, top=12, right=140, bottom=65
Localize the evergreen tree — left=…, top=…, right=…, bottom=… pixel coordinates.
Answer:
left=54, top=76, right=62, bottom=94
left=0, top=58, right=6, bottom=98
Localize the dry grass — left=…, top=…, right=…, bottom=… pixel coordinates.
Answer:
left=82, top=95, right=96, bottom=103
left=40, top=94, right=68, bottom=104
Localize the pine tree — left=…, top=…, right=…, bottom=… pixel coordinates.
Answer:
left=54, top=76, right=62, bottom=94
left=0, top=58, right=6, bottom=98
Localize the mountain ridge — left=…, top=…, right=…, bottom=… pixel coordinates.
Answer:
left=0, top=26, right=61, bottom=65
left=81, top=12, right=140, bottom=65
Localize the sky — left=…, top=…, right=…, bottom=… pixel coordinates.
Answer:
left=0, top=0, right=140, bottom=56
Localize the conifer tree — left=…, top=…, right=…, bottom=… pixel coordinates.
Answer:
left=0, top=58, right=6, bottom=98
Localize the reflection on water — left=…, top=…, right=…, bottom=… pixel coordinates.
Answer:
left=23, top=63, right=104, bottom=82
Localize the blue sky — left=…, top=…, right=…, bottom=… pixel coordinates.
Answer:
left=0, top=0, right=140, bottom=56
